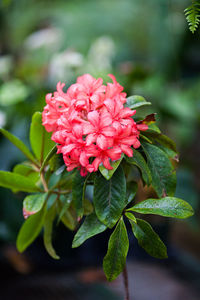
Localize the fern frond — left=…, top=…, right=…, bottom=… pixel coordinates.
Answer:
left=185, top=1, right=200, bottom=33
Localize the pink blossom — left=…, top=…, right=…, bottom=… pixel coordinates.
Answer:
left=42, top=74, right=148, bottom=176
left=83, top=111, right=115, bottom=150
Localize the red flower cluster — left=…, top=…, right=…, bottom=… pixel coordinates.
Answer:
left=42, top=74, right=147, bottom=176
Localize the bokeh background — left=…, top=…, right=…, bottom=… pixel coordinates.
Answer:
left=0, top=0, right=200, bottom=299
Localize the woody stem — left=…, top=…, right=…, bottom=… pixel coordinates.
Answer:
left=123, top=264, right=130, bottom=300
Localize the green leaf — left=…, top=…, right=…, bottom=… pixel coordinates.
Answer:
left=57, top=194, right=72, bottom=224
left=83, top=198, right=94, bottom=215
left=94, top=166, right=126, bottom=228
left=156, top=144, right=178, bottom=161
left=142, top=142, right=176, bottom=197
left=17, top=206, right=46, bottom=252
left=48, top=170, right=63, bottom=189
left=72, top=171, right=88, bottom=217
left=147, top=123, right=161, bottom=133
left=125, top=150, right=152, bottom=186
left=0, top=128, right=37, bottom=164
left=44, top=203, right=60, bottom=259
left=0, top=171, right=41, bottom=193
left=126, top=181, right=138, bottom=205
left=40, top=145, right=57, bottom=173
left=142, top=130, right=178, bottom=160
left=55, top=169, right=74, bottom=190
left=57, top=199, right=77, bottom=231
left=23, top=193, right=47, bottom=216
left=130, top=218, right=167, bottom=259
left=60, top=209, right=77, bottom=231
left=125, top=212, right=137, bottom=223
left=144, top=132, right=177, bottom=153
left=13, top=163, right=40, bottom=184
left=103, top=218, right=129, bottom=281
left=30, top=112, right=55, bottom=164
left=49, top=154, right=63, bottom=172
left=125, top=95, right=151, bottom=109
left=99, top=155, right=124, bottom=180
left=72, top=212, right=107, bottom=248
left=128, top=197, right=194, bottom=219
left=140, top=134, right=152, bottom=144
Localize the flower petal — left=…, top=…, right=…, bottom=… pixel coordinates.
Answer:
left=103, top=157, right=113, bottom=170
left=107, top=147, right=122, bottom=161
left=87, top=111, right=100, bottom=128
left=99, top=111, right=112, bottom=127
left=96, top=134, right=108, bottom=150
left=79, top=151, right=89, bottom=167
left=62, top=144, right=76, bottom=154
left=101, top=126, right=116, bottom=137
left=86, top=133, right=97, bottom=145
left=120, top=136, right=138, bottom=145
left=92, top=157, right=102, bottom=171
left=121, top=144, right=133, bottom=157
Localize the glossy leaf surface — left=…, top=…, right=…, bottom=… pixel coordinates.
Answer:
left=128, top=197, right=194, bottom=219
left=94, top=166, right=126, bottom=228
left=142, top=142, right=176, bottom=197
left=72, top=212, right=107, bottom=248
left=103, top=218, right=129, bottom=281
left=130, top=218, right=167, bottom=259
left=0, top=171, right=41, bottom=193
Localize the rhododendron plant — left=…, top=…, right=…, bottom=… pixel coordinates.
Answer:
left=0, top=74, right=194, bottom=300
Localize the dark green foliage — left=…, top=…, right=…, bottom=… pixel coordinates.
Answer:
left=128, top=197, right=194, bottom=219
left=72, top=212, right=107, bottom=248
left=141, top=142, right=176, bottom=197
left=130, top=218, right=167, bottom=259
left=72, top=171, right=88, bottom=217
left=125, top=149, right=152, bottom=186
left=103, top=218, right=129, bottom=281
left=57, top=194, right=72, bottom=224
left=126, top=181, right=138, bottom=205
left=94, top=166, right=126, bottom=228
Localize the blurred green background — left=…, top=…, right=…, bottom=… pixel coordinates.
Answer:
left=0, top=0, right=200, bottom=299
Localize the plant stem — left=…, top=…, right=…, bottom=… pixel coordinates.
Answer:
left=40, top=171, right=48, bottom=193
left=51, top=190, right=70, bottom=195
left=123, top=264, right=130, bottom=300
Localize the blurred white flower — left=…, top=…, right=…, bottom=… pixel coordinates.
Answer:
left=48, top=50, right=84, bottom=84
left=24, top=28, right=62, bottom=51
left=87, top=36, right=115, bottom=72
left=0, top=80, right=30, bottom=106
left=0, top=110, right=6, bottom=128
